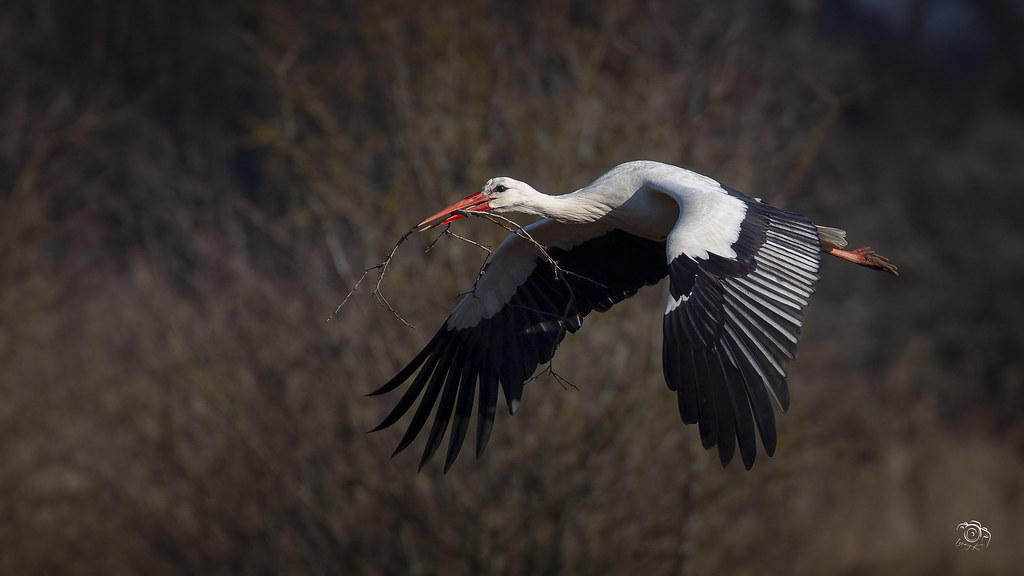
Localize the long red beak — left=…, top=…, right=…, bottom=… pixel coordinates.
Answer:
left=416, top=192, right=491, bottom=231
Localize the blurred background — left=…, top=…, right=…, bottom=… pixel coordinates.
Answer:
left=2, top=0, right=1022, bottom=574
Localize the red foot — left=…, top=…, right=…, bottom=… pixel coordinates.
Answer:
left=825, top=246, right=899, bottom=276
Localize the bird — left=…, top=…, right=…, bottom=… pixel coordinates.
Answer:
left=370, top=160, right=896, bottom=472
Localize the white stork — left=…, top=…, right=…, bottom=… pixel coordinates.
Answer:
left=371, top=160, right=896, bottom=471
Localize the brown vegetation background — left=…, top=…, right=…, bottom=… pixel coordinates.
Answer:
left=2, top=1, right=1022, bottom=574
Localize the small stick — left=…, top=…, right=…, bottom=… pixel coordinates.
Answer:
left=526, top=364, right=577, bottom=391
left=458, top=210, right=608, bottom=290
left=326, top=269, right=369, bottom=322
left=327, top=226, right=418, bottom=326
left=444, top=228, right=493, bottom=255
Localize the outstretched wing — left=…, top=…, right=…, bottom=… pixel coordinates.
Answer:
left=661, top=189, right=821, bottom=469
left=372, top=219, right=668, bottom=472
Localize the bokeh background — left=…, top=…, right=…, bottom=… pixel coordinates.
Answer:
left=2, top=0, right=1022, bottom=574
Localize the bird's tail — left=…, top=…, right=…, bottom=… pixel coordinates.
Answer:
left=816, top=226, right=847, bottom=250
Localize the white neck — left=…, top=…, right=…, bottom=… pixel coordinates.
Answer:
left=528, top=191, right=609, bottom=224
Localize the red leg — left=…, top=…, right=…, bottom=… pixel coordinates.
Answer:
left=825, top=246, right=899, bottom=276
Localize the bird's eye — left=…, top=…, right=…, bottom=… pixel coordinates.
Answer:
left=494, top=185, right=508, bottom=193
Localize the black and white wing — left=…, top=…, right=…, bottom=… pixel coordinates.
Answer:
left=661, top=185, right=822, bottom=469
left=371, top=219, right=668, bottom=472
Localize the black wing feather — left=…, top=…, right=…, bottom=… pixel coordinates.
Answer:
left=419, top=339, right=467, bottom=468
left=445, top=358, right=479, bottom=472
left=662, top=195, right=821, bottom=469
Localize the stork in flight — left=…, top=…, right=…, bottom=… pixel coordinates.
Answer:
left=371, top=160, right=896, bottom=471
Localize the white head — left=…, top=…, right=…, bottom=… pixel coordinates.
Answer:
left=416, top=176, right=542, bottom=231
left=479, top=177, right=542, bottom=212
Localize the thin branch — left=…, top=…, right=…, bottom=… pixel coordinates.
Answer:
left=444, top=228, right=493, bottom=255
left=456, top=210, right=560, bottom=275
left=327, top=226, right=418, bottom=326
left=526, top=363, right=578, bottom=391
left=423, top=224, right=451, bottom=254
left=424, top=224, right=494, bottom=256
left=457, top=210, right=608, bottom=290
left=549, top=367, right=578, bottom=391
left=326, top=267, right=369, bottom=322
